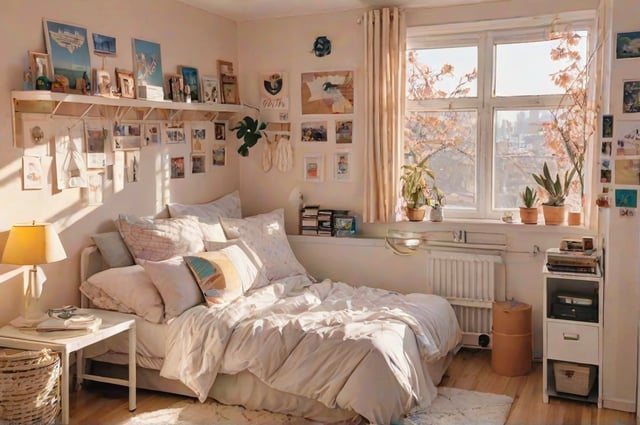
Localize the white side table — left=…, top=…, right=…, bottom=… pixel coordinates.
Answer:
left=0, top=309, right=136, bottom=425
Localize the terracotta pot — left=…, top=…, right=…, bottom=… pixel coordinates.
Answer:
left=519, top=207, right=539, bottom=225
left=406, top=207, right=426, bottom=221
left=567, top=210, right=582, bottom=226
left=542, top=205, right=566, bottom=225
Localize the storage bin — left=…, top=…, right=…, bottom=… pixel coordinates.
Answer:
left=491, top=301, right=532, bottom=376
left=553, top=361, right=596, bottom=397
left=0, top=348, right=60, bottom=425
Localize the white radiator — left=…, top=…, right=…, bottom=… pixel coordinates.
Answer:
left=426, top=250, right=504, bottom=349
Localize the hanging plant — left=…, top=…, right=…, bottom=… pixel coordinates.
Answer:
left=231, top=116, right=267, bottom=157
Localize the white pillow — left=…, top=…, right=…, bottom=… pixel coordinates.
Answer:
left=167, top=190, right=242, bottom=242
left=219, top=209, right=308, bottom=282
left=116, top=214, right=205, bottom=262
left=80, top=265, right=164, bottom=324
left=140, top=256, right=204, bottom=321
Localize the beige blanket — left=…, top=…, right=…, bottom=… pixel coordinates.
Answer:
left=161, top=275, right=461, bottom=424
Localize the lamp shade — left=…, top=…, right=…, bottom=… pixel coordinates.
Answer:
left=2, top=222, right=67, bottom=265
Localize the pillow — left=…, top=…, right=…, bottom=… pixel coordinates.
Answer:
left=167, top=190, right=242, bottom=242
left=184, top=250, right=244, bottom=305
left=219, top=209, right=307, bottom=282
left=80, top=265, right=164, bottom=323
left=91, top=232, right=135, bottom=268
left=140, top=256, right=204, bottom=321
left=116, top=214, right=204, bottom=262
left=203, top=240, right=269, bottom=291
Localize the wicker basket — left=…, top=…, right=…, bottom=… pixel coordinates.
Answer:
left=0, top=348, right=61, bottom=425
left=553, top=361, right=596, bottom=397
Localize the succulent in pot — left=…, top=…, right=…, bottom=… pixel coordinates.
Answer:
left=532, top=162, right=576, bottom=225
left=519, top=186, right=539, bottom=224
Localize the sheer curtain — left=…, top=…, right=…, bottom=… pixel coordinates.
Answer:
left=362, top=8, right=406, bottom=223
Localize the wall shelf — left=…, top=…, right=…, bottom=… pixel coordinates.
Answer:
left=11, top=90, right=244, bottom=147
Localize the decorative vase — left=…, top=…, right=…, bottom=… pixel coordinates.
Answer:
left=542, top=205, right=566, bottom=225
left=406, top=207, right=426, bottom=222
left=519, top=207, right=539, bottom=225
left=430, top=206, right=443, bottom=222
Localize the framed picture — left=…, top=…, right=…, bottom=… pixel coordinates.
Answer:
left=214, top=122, right=226, bottom=141
left=43, top=19, right=92, bottom=92
left=221, top=75, right=239, bottom=104
left=163, top=122, right=185, bottom=144
left=23, top=156, right=43, bottom=190
left=334, top=151, right=351, bottom=181
left=28, top=51, right=53, bottom=83
left=616, top=31, right=640, bottom=59
left=602, top=115, right=614, bottom=138
left=144, top=123, right=162, bottom=145
left=192, top=127, right=206, bottom=152
left=336, top=120, right=353, bottom=143
left=623, top=80, right=640, bottom=113
left=84, top=120, right=107, bottom=168
left=303, top=154, right=323, bottom=183
left=92, top=33, right=116, bottom=56
left=113, top=122, right=142, bottom=150
left=180, top=66, right=200, bottom=103
left=217, top=60, right=234, bottom=76
left=168, top=74, right=185, bottom=102
left=125, top=150, right=140, bottom=183
left=115, top=68, right=135, bottom=98
left=301, top=70, right=354, bottom=114
left=170, top=156, right=185, bottom=179
left=212, top=144, right=226, bottom=166
left=201, top=75, right=220, bottom=104
left=191, top=154, right=206, bottom=174
left=94, top=69, right=112, bottom=96
left=132, top=38, right=164, bottom=88
left=301, top=121, right=328, bottom=142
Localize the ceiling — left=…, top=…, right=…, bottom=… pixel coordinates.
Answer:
left=176, top=0, right=498, bottom=22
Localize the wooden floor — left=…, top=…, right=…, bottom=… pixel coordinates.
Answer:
left=69, top=348, right=637, bottom=424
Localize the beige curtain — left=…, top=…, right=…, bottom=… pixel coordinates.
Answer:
left=362, top=8, right=406, bottom=223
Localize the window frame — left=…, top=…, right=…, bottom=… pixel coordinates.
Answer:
left=405, top=12, right=597, bottom=221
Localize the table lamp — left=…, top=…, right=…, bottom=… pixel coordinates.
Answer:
left=2, top=221, right=67, bottom=319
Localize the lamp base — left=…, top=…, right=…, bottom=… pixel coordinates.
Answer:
left=23, top=266, right=44, bottom=320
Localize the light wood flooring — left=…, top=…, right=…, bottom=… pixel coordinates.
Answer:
left=68, top=348, right=637, bottom=425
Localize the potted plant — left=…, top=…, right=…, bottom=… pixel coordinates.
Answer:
left=400, top=157, right=435, bottom=221
left=427, top=185, right=445, bottom=222
left=519, top=186, right=539, bottom=224
left=532, top=162, right=576, bottom=225
left=231, top=116, right=267, bottom=157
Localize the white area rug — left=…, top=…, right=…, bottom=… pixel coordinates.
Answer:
left=127, top=387, right=513, bottom=425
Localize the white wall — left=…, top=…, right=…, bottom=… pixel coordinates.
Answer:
left=0, top=0, right=239, bottom=324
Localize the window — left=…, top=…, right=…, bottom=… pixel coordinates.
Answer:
left=405, top=14, right=596, bottom=219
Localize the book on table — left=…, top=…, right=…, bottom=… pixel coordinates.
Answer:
left=36, top=314, right=102, bottom=332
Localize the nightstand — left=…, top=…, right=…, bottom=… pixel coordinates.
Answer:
left=0, top=309, right=136, bottom=425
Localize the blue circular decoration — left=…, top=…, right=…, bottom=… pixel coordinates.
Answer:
left=313, top=36, right=331, bottom=57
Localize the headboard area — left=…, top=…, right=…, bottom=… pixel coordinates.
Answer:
left=80, top=245, right=109, bottom=308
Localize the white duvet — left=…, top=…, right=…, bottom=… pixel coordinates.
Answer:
left=161, top=275, right=461, bottom=424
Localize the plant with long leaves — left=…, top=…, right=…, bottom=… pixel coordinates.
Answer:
left=231, top=116, right=267, bottom=157
left=400, top=156, right=437, bottom=209
left=520, top=186, right=538, bottom=208
left=532, top=162, right=576, bottom=206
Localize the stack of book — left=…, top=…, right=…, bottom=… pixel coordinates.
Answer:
left=317, top=209, right=334, bottom=236
left=300, top=205, right=320, bottom=235
left=546, top=248, right=599, bottom=274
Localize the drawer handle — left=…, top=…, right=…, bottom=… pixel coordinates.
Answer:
left=563, top=333, right=580, bottom=341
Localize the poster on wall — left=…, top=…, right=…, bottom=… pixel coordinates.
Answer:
left=22, top=156, right=44, bottom=190
left=614, top=158, right=640, bottom=185
left=614, top=121, right=640, bottom=155
left=301, top=71, right=354, bottom=115
left=43, top=19, right=92, bottom=92
left=260, top=72, right=289, bottom=123
left=54, top=123, right=88, bottom=190
left=84, top=120, right=107, bottom=168
left=132, top=38, right=164, bottom=100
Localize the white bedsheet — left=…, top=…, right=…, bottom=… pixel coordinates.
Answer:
left=161, top=275, right=461, bottom=424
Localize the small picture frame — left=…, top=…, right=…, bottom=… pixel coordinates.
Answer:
left=336, top=120, right=353, bottom=144
left=94, top=69, right=112, bottom=96
left=28, top=51, right=53, bottom=82
left=303, top=154, right=323, bottom=183
left=333, top=215, right=356, bottom=237
left=334, top=151, right=351, bottom=181
left=201, top=75, right=220, bottom=104
left=113, top=122, right=142, bottom=150
left=623, top=80, right=640, bottom=113
left=217, top=60, right=234, bottom=76
left=212, top=144, right=226, bottom=166
left=616, top=31, right=640, bottom=59
left=214, top=122, right=226, bottom=141
left=191, top=127, right=206, bottom=152
left=144, top=123, right=162, bottom=145
left=169, top=74, right=185, bottom=102
left=191, top=154, right=206, bottom=174
left=163, top=122, right=185, bottom=144
left=92, top=33, right=116, bottom=56
left=171, top=156, right=185, bottom=179
left=179, top=66, right=200, bottom=103
left=301, top=121, right=328, bottom=142
left=23, top=156, right=44, bottom=190
left=221, top=75, right=239, bottom=104
left=115, top=68, right=135, bottom=98
left=602, top=115, right=614, bottom=138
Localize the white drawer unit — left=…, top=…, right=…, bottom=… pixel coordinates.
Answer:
left=546, top=321, right=599, bottom=365
left=542, top=253, right=603, bottom=408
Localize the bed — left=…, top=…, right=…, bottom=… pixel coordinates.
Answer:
left=79, top=191, right=462, bottom=425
